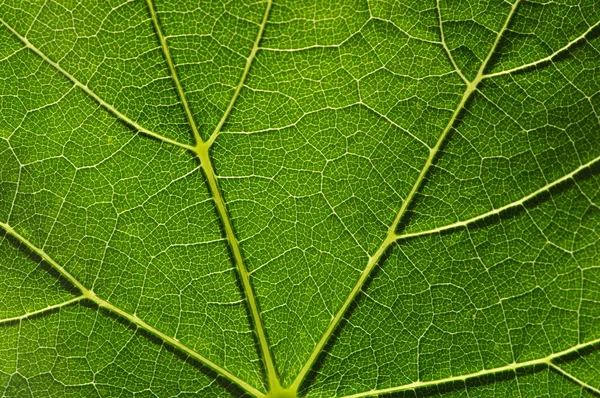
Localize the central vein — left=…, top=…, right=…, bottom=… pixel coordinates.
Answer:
left=145, top=0, right=278, bottom=391
left=196, top=143, right=280, bottom=390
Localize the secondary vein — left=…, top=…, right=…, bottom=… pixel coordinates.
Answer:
left=0, top=220, right=265, bottom=398
left=0, top=295, right=85, bottom=326
left=340, top=336, right=600, bottom=398
left=548, top=362, right=600, bottom=395
left=145, top=0, right=203, bottom=145
left=482, top=18, right=600, bottom=80
left=436, top=0, right=470, bottom=84
left=289, top=0, right=522, bottom=393
left=395, top=153, right=600, bottom=241
left=206, top=0, right=273, bottom=146
left=0, top=17, right=195, bottom=152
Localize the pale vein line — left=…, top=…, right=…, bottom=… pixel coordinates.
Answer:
left=0, top=221, right=265, bottom=398
left=360, top=102, right=431, bottom=149
left=340, top=337, right=600, bottom=398
left=206, top=0, right=273, bottom=146
left=258, top=16, right=442, bottom=53
left=289, top=1, right=522, bottom=393
left=482, top=19, right=600, bottom=80
left=145, top=0, right=202, bottom=145
left=0, top=17, right=195, bottom=152
left=144, top=0, right=278, bottom=390
left=395, top=153, right=600, bottom=241
left=0, top=296, right=85, bottom=326
left=548, top=362, right=600, bottom=395
left=436, top=0, right=470, bottom=84
left=184, top=0, right=280, bottom=392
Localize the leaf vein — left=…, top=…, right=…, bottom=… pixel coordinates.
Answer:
left=0, top=221, right=265, bottom=398
left=482, top=19, right=600, bottom=80
left=0, top=17, right=195, bottom=152
left=206, top=0, right=273, bottom=146
left=340, top=337, right=600, bottom=398
left=289, top=1, right=523, bottom=392
left=0, top=296, right=84, bottom=326
left=394, top=153, right=600, bottom=242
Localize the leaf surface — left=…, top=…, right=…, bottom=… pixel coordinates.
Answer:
left=1, top=0, right=600, bottom=397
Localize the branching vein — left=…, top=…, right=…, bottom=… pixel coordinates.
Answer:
left=0, top=296, right=84, bottom=326
left=436, top=0, right=470, bottom=84
left=144, top=0, right=279, bottom=391
left=548, top=362, right=600, bottom=395
left=196, top=1, right=279, bottom=392
left=0, top=17, right=195, bottom=152
left=483, top=19, right=600, bottom=80
left=206, top=0, right=273, bottom=146
left=290, top=0, right=523, bottom=393
left=395, top=153, right=600, bottom=241
left=2, top=1, right=599, bottom=397
left=340, top=337, right=600, bottom=398
left=0, top=221, right=265, bottom=398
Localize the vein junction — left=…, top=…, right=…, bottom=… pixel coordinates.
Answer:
left=0, top=0, right=276, bottom=395
left=288, top=1, right=600, bottom=396
left=1, top=0, right=600, bottom=396
left=288, top=1, right=523, bottom=392
left=0, top=221, right=265, bottom=398
left=145, top=0, right=280, bottom=393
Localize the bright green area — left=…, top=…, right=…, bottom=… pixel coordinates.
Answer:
left=1, top=0, right=600, bottom=397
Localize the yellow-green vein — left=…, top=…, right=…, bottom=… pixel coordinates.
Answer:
left=436, top=0, right=469, bottom=84
left=0, top=221, right=265, bottom=398
left=289, top=0, right=523, bottom=393
left=144, top=0, right=279, bottom=391
left=0, top=295, right=85, bottom=326
left=340, top=337, right=600, bottom=398
left=548, top=362, right=600, bottom=395
left=195, top=146, right=281, bottom=392
left=0, top=17, right=195, bottom=152
left=145, top=0, right=203, bottom=145
left=206, top=0, right=273, bottom=147
left=482, top=18, right=600, bottom=80
left=394, top=153, right=600, bottom=241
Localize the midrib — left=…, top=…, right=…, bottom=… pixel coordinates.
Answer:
left=144, top=0, right=279, bottom=392
left=1, top=0, right=276, bottom=395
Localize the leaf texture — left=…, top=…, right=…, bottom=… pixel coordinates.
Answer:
left=1, top=0, right=599, bottom=397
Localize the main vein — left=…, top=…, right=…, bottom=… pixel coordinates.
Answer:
left=289, top=1, right=522, bottom=393
left=144, top=0, right=279, bottom=391
left=196, top=143, right=280, bottom=391
left=0, top=221, right=265, bottom=398
left=340, top=336, right=600, bottom=398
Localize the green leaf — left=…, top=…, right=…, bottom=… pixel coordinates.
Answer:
left=1, top=0, right=599, bottom=397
